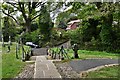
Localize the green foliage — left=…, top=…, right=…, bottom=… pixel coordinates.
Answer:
left=2, top=2, right=59, bottom=32
left=63, top=2, right=120, bottom=53
left=77, top=3, right=98, bottom=20
left=58, top=21, right=67, bottom=29
left=39, top=23, right=52, bottom=41
left=67, top=28, right=82, bottom=46
left=2, top=4, right=14, bottom=13
left=56, top=11, right=70, bottom=29
left=38, top=5, right=54, bottom=46
left=2, top=17, right=17, bottom=41
left=22, top=30, right=40, bottom=44
left=100, top=24, right=113, bottom=45
left=99, top=11, right=114, bottom=52
left=2, top=43, right=30, bottom=78
left=46, top=30, right=69, bottom=47
left=31, top=22, right=38, bottom=32
left=86, top=65, right=119, bottom=78
left=72, top=2, right=82, bottom=12
left=51, top=48, right=120, bottom=59
left=67, top=16, right=78, bottom=23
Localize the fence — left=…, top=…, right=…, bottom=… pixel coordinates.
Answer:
left=48, top=47, right=70, bottom=60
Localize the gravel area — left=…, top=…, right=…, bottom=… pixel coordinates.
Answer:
left=16, top=63, right=35, bottom=78
left=54, top=61, right=80, bottom=78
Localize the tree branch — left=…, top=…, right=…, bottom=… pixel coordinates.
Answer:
left=6, top=2, right=19, bottom=10
left=18, top=2, right=28, bottom=22
left=28, top=2, right=32, bottom=14
left=31, top=13, right=41, bottom=21
left=2, top=9, right=19, bottom=25
left=35, top=2, right=42, bottom=8
left=32, top=2, right=37, bottom=9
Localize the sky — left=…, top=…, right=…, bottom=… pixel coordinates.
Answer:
left=1, top=1, right=73, bottom=23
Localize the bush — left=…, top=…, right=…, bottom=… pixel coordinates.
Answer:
left=22, top=30, right=40, bottom=45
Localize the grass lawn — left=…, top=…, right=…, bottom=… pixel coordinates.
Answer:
left=51, top=48, right=120, bottom=60
left=85, top=65, right=120, bottom=78
left=0, top=45, right=1, bottom=79
left=2, top=42, right=30, bottom=78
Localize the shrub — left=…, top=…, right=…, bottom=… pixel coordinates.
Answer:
left=22, top=30, right=40, bottom=45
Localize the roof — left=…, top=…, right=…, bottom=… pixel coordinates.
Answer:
left=67, top=19, right=81, bottom=24
left=52, top=27, right=65, bottom=31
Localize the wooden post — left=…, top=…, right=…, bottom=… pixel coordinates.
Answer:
left=2, top=34, right=4, bottom=47
left=20, top=38, right=25, bottom=61
left=16, top=42, right=19, bottom=59
left=54, top=52, right=56, bottom=59
left=8, top=36, right=12, bottom=45
left=72, top=44, right=79, bottom=58
left=51, top=50, right=54, bottom=59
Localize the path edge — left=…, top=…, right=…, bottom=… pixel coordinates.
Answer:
left=80, top=64, right=119, bottom=77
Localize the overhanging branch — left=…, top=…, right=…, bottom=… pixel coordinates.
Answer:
left=6, top=2, right=19, bottom=10
left=31, top=13, right=41, bottom=21
left=2, top=9, right=19, bottom=25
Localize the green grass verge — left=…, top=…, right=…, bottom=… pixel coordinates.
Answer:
left=2, top=42, right=30, bottom=78
left=0, top=53, right=2, bottom=79
left=51, top=48, right=120, bottom=59
left=86, top=65, right=120, bottom=78
left=0, top=42, right=2, bottom=78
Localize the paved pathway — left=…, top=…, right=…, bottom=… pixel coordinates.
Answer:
left=32, top=41, right=70, bottom=56
left=33, top=48, right=47, bottom=56
left=69, top=59, right=119, bottom=73
left=34, top=56, right=61, bottom=78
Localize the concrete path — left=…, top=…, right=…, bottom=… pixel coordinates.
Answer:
left=33, top=48, right=47, bottom=56
left=34, top=56, right=61, bottom=78
left=69, top=59, right=119, bottom=73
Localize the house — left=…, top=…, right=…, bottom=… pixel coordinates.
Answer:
left=66, top=19, right=81, bottom=30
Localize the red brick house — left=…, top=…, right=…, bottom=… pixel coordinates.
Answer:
left=66, top=19, right=81, bottom=30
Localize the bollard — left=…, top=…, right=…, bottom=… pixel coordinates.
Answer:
left=72, top=44, right=79, bottom=58
left=7, top=44, right=10, bottom=53
left=53, top=52, right=56, bottom=59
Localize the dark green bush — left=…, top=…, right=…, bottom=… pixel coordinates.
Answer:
left=22, top=30, right=40, bottom=44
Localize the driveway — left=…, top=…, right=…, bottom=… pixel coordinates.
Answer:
left=69, top=59, right=119, bottom=73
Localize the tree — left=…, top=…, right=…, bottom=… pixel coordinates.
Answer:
left=39, top=5, right=53, bottom=45
left=2, top=16, right=17, bottom=41
left=2, top=2, right=66, bottom=33
left=2, top=1, right=46, bottom=32
left=58, top=21, right=67, bottom=29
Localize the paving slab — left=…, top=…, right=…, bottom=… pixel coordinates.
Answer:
left=36, top=56, right=47, bottom=61
left=44, top=70, right=61, bottom=78
left=34, top=70, right=45, bottom=78
left=34, top=56, right=61, bottom=78
left=36, top=63, right=48, bottom=71
left=33, top=48, right=47, bottom=56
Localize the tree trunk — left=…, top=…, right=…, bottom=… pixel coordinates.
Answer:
left=118, top=19, right=120, bottom=29
left=25, top=20, right=31, bottom=32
